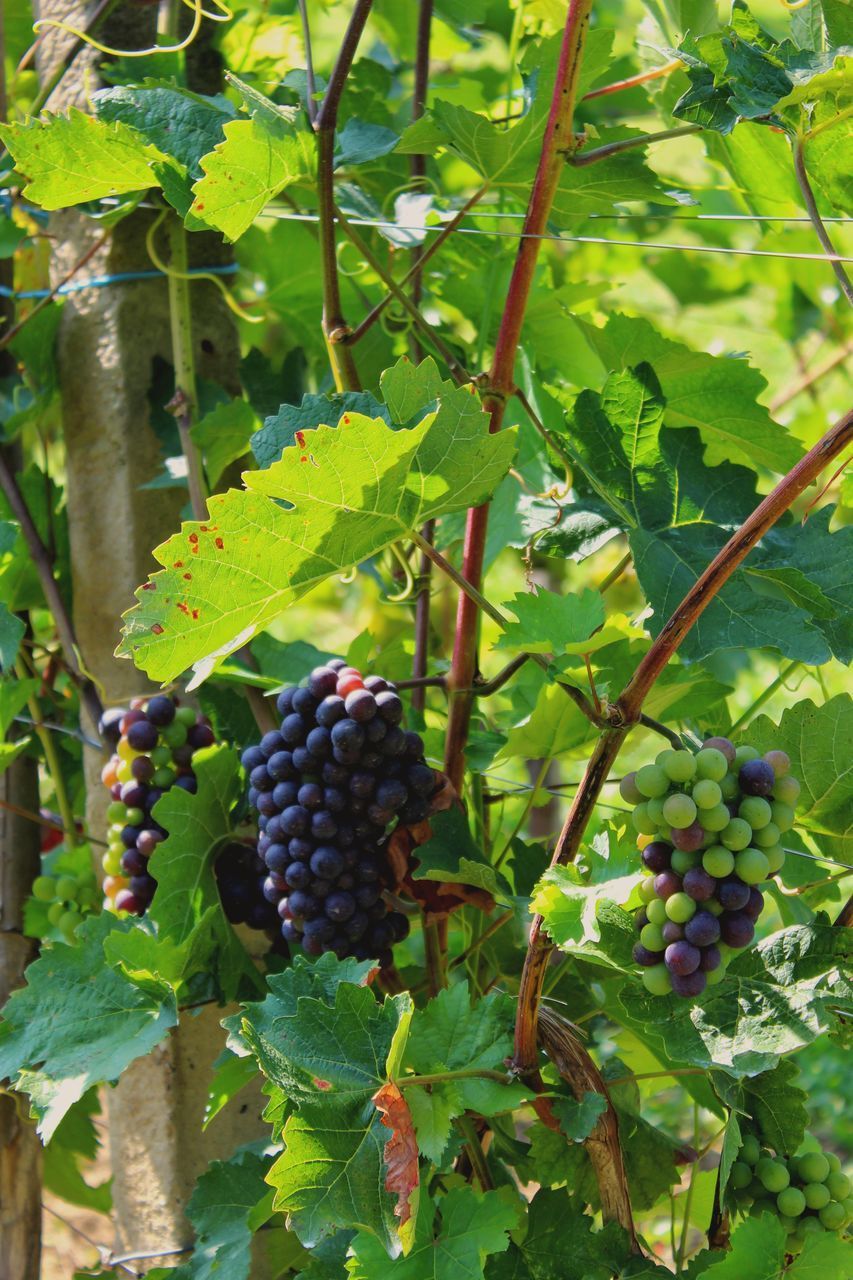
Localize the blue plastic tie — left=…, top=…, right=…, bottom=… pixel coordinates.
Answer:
left=0, top=262, right=238, bottom=301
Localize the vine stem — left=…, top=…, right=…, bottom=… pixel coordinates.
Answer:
left=396, top=1068, right=509, bottom=1088
left=571, top=123, right=702, bottom=166
left=442, top=0, right=594, bottom=796
left=582, top=57, right=681, bottom=101
left=514, top=405, right=853, bottom=1075
left=793, top=136, right=853, bottom=306
left=16, top=658, right=79, bottom=846
left=770, top=339, right=853, bottom=413
left=728, top=661, right=801, bottom=734
left=455, top=1114, right=494, bottom=1190
left=297, top=0, right=317, bottom=123
left=166, top=217, right=207, bottom=522
left=0, top=451, right=102, bottom=726
left=314, top=0, right=374, bottom=391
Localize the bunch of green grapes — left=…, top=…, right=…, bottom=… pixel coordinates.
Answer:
left=31, top=867, right=99, bottom=941
left=729, top=1134, right=852, bottom=1253
left=626, top=736, right=800, bottom=998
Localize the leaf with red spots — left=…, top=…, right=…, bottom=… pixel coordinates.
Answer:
left=118, top=357, right=516, bottom=686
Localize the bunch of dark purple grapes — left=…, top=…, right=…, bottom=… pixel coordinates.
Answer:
left=242, top=660, right=435, bottom=967
left=626, top=735, right=800, bottom=999
left=100, top=694, right=278, bottom=930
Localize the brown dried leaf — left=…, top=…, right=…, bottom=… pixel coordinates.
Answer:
left=373, top=1081, right=419, bottom=1230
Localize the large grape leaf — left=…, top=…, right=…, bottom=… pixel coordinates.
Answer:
left=531, top=830, right=639, bottom=951
left=118, top=361, right=515, bottom=685
left=617, top=923, right=852, bottom=1077
left=348, top=1188, right=519, bottom=1280
left=689, top=1210, right=853, bottom=1278
left=713, top=1059, right=808, bottom=1157
left=746, top=696, right=852, bottom=864
left=554, top=364, right=849, bottom=665
left=0, top=915, right=177, bottom=1140
left=575, top=313, right=801, bottom=473
left=146, top=746, right=261, bottom=1000
left=229, top=959, right=414, bottom=1255
left=0, top=108, right=169, bottom=208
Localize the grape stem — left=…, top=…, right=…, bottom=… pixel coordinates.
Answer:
left=570, top=123, right=703, bottom=166
left=396, top=1068, right=510, bottom=1088
left=16, top=656, right=80, bottom=847
left=455, top=1113, right=494, bottom=1190
left=637, top=713, right=688, bottom=750
left=727, top=661, right=801, bottom=734
left=793, top=135, right=853, bottom=307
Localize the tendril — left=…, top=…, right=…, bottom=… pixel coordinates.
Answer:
left=777, top=0, right=810, bottom=8
left=145, top=210, right=263, bottom=325
left=31, top=0, right=233, bottom=60
left=385, top=542, right=417, bottom=603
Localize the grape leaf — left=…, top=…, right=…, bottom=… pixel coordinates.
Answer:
left=575, top=313, right=801, bottom=474
left=0, top=108, right=167, bottom=208
left=203, top=1050, right=258, bottom=1129
left=348, top=1187, right=519, bottom=1280
left=190, top=399, right=259, bottom=488
left=118, top=361, right=515, bottom=686
left=336, top=120, right=399, bottom=166
left=43, top=1091, right=111, bottom=1214
left=410, top=809, right=514, bottom=903
left=146, top=745, right=260, bottom=1000
left=690, top=1209, right=853, bottom=1278
left=0, top=600, right=25, bottom=671
left=0, top=915, right=177, bottom=1139
left=618, top=923, right=852, bottom=1077
left=713, top=1059, right=808, bottom=1157
left=94, top=82, right=234, bottom=176
left=494, top=587, right=604, bottom=654
left=532, top=829, right=638, bottom=951
left=252, top=392, right=389, bottom=470
left=167, top=1145, right=304, bottom=1280
left=553, top=1091, right=608, bottom=1142
left=746, top=696, right=852, bottom=863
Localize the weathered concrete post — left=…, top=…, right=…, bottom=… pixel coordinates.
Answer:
left=36, top=1, right=270, bottom=1262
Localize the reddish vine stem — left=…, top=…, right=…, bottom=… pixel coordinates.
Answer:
left=314, top=0, right=374, bottom=391
left=513, top=405, right=853, bottom=1075
left=442, top=0, right=594, bottom=795
left=581, top=58, right=680, bottom=101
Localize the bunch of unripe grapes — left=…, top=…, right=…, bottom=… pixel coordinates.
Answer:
left=31, top=867, right=99, bottom=942
left=100, top=694, right=276, bottom=929
left=625, top=736, right=800, bottom=998
left=243, top=660, right=434, bottom=967
left=729, top=1135, right=852, bottom=1253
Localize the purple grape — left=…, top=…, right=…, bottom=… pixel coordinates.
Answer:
left=311, top=810, right=338, bottom=840
left=136, top=829, right=162, bottom=858
left=285, top=861, right=311, bottom=890
left=322, top=761, right=349, bottom=786
left=326, top=891, right=357, bottom=922
left=406, top=763, right=435, bottom=796
left=273, top=780, right=299, bottom=809
left=292, top=747, right=314, bottom=772
left=281, top=714, right=307, bottom=745
left=635, top=908, right=649, bottom=932
left=400, top=798, right=430, bottom=824
left=743, top=888, right=764, bottom=921
left=642, top=841, right=672, bottom=873
left=287, top=890, right=318, bottom=920
left=188, top=723, right=215, bottom=749
left=662, top=921, right=684, bottom=944
left=684, top=910, right=721, bottom=946
left=363, top=674, right=388, bottom=694
left=633, top=943, right=664, bottom=967
left=146, top=695, right=177, bottom=727
left=345, top=689, right=377, bottom=722
left=719, top=911, right=755, bottom=948
left=671, top=969, right=707, bottom=997
left=376, top=779, right=409, bottom=811
left=739, top=759, right=775, bottom=796
left=702, top=736, right=735, bottom=764
left=718, top=878, right=751, bottom=911
left=127, top=719, right=159, bottom=752
left=121, top=848, right=147, bottom=876
left=331, top=718, right=365, bottom=753
left=242, top=745, right=266, bottom=773
left=131, top=755, right=155, bottom=783
left=264, top=844, right=290, bottom=875
left=683, top=867, right=717, bottom=902
left=175, top=775, right=198, bottom=794
left=355, top=883, right=381, bottom=909
left=298, top=782, right=324, bottom=810
left=267, top=750, right=296, bottom=780
left=380, top=726, right=407, bottom=756
left=316, top=696, right=346, bottom=727
left=292, top=688, right=318, bottom=718
left=654, top=870, right=682, bottom=900
left=260, top=730, right=286, bottom=757
left=250, top=765, right=274, bottom=792
left=306, top=726, right=332, bottom=758
left=376, top=691, right=404, bottom=724
left=671, top=822, right=706, bottom=853
left=310, top=846, right=345, bottom=880
left=308, top=667, right=338, bottom=699
left=262, top=876, right=284, bottom=904
left=280, top=805, right=310, bottom=836
left=288, top=837, right=313, bottom=860
left=699, top=945, right=721, bottom=972
left=387, top=912, right=410, bottom=943
left=276, top=687, right=296, bottom=717
left=665, top=941, right=701, bottom=975
left=120, top=781, right=148, bottom=809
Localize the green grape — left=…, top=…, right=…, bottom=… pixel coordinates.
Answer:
left=619, top=772, right=643, bottom=804
left=102, top=849, right=123, bottom=876
left=695, top=747, right=728, bottom=781
left=646, top=898, right=668, bottom=925
left=703, top=846, right=735, bottom=877
left=773, top=775, right=801, bottom=806
left=819, top=1201, right=847, bottom=1231
left=844, top=1196, right=853, bottom=1222
left=757, top=1158, right=790, bottom=1193
left=636, top=764, right=669, bottom=798
left=627, top=803, right=653, bottom=834
left=692, top=778, right=722, bottom=809
left=640, top=923, right=665, bottom=951
left=739, top=796, right=772, bottom=830
left=124, top=806, right=144, bottom=827
left=661, top=750, right=697, bottom=783
left=32, top=875, right=57, bottom=902
left=803, top=1183, right=831, bottom=1210
left=665, top=892, right=697, bottom=924
left=706, top=963, right=727, bottom=985
left=826, top=1172, right=851, bottom=1201
left=777, top=1187, right=806, bottom=1218
left=153, top=766, right=176, bottom=789
left=175, top=705, right=197, bottom=727
left=731, top=1162, right=753, bottom=1189
left=734, top=745, right=760, bottom=764
left=663, top=792, right=697, bottom=829
left=55, top=875, right=80, bottom=902
left=770, top=801, right=795, bottom=832
left=642, top=964, right=672, bottom=995
left=762, top=845, right=786, bottom=875
left=824, top=1153, right=842, bottom=1176
left=740, top=1135, right=762, bottom=1165
left=78, top=887, right=98, bottom=910
left=732, top=1189, right=753, bottom=1209
left=735, top=847, right=770, bottom=885
left=671, top=849, right=700, bottom=874
left=638, top=875, right=658, bottom=903
left=721, top=818, right=753, bottom=851
left=701, top=803, right=731, bottom=833
left=162, top=721, right=188, bottom=749
left=797, top=1153, right=830, bottom=1184
left=59, top=910, right=80, bottom=941
left=798, top=1216, right=824, bottom=1237
left=706, top=898, right=724, bottom=917
left=719, top=772, right=740, bottom=801
left=777, top=1215, right=798, bottom=1233
left=106, top=800, right=127, bottom=823
left=646, top=797, right=666, bottom=825
left=150, top=744, right=172, bottom=768
left=108, top=822, right=124, bottom=840
left=753, top=822, right=781, bottom=848
left=47, top=901, right=66, bottom=926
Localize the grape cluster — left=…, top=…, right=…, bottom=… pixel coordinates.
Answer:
left=99, top=694, right=216, bottom=916
left=626, top=736, right=800, bottom=998
left=729, top=1134, right=852, bottom=1253
left=243, top=660, right=433, bottom=967
left=31, top=867, right=99, bottom=941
